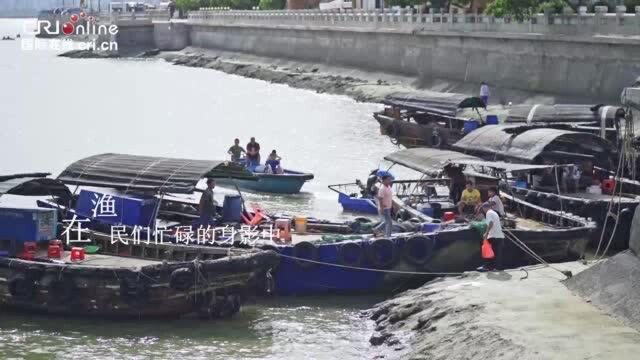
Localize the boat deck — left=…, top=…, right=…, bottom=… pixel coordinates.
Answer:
left=35, top=251, right=161, bottom=269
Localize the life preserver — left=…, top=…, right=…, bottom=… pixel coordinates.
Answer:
left=169, top=268, right=195, bottom=291
left=367, top=238, right=398, bottom=269
left=403, top=235, right=435, bottom=266
left=8, top=274, right=36, bottom=301
left=337, top=242, right=365, bottom=267
left=292, top=241, right=319, bottom=269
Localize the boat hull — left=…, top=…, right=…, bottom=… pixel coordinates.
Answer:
left=268, top=225, right=591, bottom=296
left=217, top=170, right=313, bottom=194
left=0, top=241, right=279, bottom=319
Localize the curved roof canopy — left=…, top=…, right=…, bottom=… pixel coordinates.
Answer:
left=57, top=153, right=255, bottom=194
left=0, top=173, right=71, bottom=198
left=452, top=126, right=612, bottom=163
left=503, top=104, right=624, bottom=124
left=384, top=148, right=557, bottom=174
left=383, top=92, right=485, bottom=116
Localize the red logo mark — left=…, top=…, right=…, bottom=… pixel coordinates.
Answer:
left=62, top=22, right=75, bottom=35
left=70, top=14, right=79, bottom=23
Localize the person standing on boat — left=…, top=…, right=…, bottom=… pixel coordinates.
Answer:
left=374, top=175, right=394, bottom=238
left=198, top=178, right=217, bottom=227
left=486, top=187, right=505, bottom=217
left=246, top=137, right=261, bottom=168
left=480, top=203, right=505, bottom=271
left=228, top=138, right=246, bottom=162
left=479, top=82, right=490, bottom=106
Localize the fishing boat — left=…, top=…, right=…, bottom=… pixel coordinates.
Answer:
left=450, top=127, right=639, bottom=250
left=247, top=149, right=596, bottom=296
left=374, top=91, right=625, bottom=149
left=0, top=159, right=279, bottom=319
left=216, top=168, right=314, bottom=194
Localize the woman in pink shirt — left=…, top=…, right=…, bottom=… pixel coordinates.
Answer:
left=374, top=175, right=394, bottom=237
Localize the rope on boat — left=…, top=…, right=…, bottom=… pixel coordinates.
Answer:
left=504, top=229, right=573, bottom=279
left=275, top=252, right=534, bottom=278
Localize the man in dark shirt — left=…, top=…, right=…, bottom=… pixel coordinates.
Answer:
left=198, top=178, right=217, bottom=227
left=228, top=138, right=246, bottom=162
left=246, top=137, right=261, bottom=168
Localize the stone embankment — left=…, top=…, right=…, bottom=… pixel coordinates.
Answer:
left=365, top=262, right=640, bottom=360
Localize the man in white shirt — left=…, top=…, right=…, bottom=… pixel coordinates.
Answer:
left=479, top=82, right=490, bottom=106
left=480, top=202, right=505, bottom=271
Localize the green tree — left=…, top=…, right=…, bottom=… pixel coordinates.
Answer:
left=258, top=0, right=286, bottom=9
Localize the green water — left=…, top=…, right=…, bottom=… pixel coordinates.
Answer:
left=0, top=296, right=386, bottom=359
left=0, top=18, right=404, bottom=359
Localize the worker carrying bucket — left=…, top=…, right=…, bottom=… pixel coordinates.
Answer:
left=477, top=202, right=504, bottom=272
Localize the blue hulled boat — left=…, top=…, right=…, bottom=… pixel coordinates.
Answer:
left=217, top=168, right=314, bottom=194
left=329, top=183, right=378, bottom=214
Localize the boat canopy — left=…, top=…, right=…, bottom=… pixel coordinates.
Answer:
left=503, top=104, right=624, bottom=124
left=57, top=153, right=256, bottom=194
left=382, top=92, right=485, bottom=117
left=452, top=126, right=613, bottom=163
left=384, top=148, right=565, bottom=175
left=0, top=173, right=71, bottom=198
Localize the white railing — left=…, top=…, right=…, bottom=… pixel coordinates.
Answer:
left=187, top=6, right=640, bottom=37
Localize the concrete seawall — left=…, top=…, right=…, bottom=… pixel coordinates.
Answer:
left=113, top=10, right=640, bottom=102
left=189, top=23, right=640, bottom=101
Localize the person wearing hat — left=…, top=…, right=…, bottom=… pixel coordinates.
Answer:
left=479, top=202, right=505, bottom=272
left=374, top=175, right=394, bottom=238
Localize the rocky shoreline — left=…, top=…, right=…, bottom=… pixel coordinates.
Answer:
left=365, top=263, right=640, bottom=360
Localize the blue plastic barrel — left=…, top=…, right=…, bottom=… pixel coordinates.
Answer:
left=222, top=195, right=243, bottom=223
left=420, top=206, right=434, bottom=217
left=515, top=180, right=528, bottom=188
left=486, top=115, right=499, bottom=125
left=463, top=120, right=479, bottom=133
left=422, top=223, right=441, bottom=233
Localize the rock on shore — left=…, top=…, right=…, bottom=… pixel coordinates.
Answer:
left=365, top=263, right=640, bottom=360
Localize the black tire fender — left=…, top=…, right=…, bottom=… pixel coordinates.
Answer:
left=169, top=268, right=195, bottom=291
left=367, top=238, right=398, bottom=269
left=292, top=241, right=319, bottom=269
left=8, top=274, right=36, bottom=301
left=403, top=235, right=435, bottom=266
left=337, top=241, right=365, bottom=267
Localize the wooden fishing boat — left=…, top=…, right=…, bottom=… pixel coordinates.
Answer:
left=0, top=158, right=279, bottom=319
left=374, top=92, right=624, bottom=149
left=216, top=168, right=314, bottom=194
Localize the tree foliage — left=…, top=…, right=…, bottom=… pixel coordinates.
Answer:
left=176, top=0, right=263, bottom=10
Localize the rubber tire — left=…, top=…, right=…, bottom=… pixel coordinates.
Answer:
left=337, top=242, right=365, bottom=267
left=169, top=268, right=195, bottom=291
left=120, top=276, right=149, bottom=305
left=403, top=236, right=435, bottom=266
left=292, top=241, right=319, bottom=269
left=367, top=238, right=398, bottom=269
left=8, top=274, right=36, bottom=301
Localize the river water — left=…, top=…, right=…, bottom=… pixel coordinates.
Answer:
left=0, top=19, right=399, bottom=359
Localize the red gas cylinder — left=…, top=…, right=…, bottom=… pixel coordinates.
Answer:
left=443, top=211, right=456, bottom=222
left=601, top=179, right=616, bottom=194
left=49, top=239, right=63, bottom=247
left=70, top=247, right=85, bottom=262
left=48, top=245, right=62, bottom=259
left=23, top=242, right=37, bottom=253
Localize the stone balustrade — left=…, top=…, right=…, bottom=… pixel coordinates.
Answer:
left=187, top=7, right=640, bottom=37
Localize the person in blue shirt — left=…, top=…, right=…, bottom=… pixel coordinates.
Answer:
left=265, top=150, right=282, bottom=174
